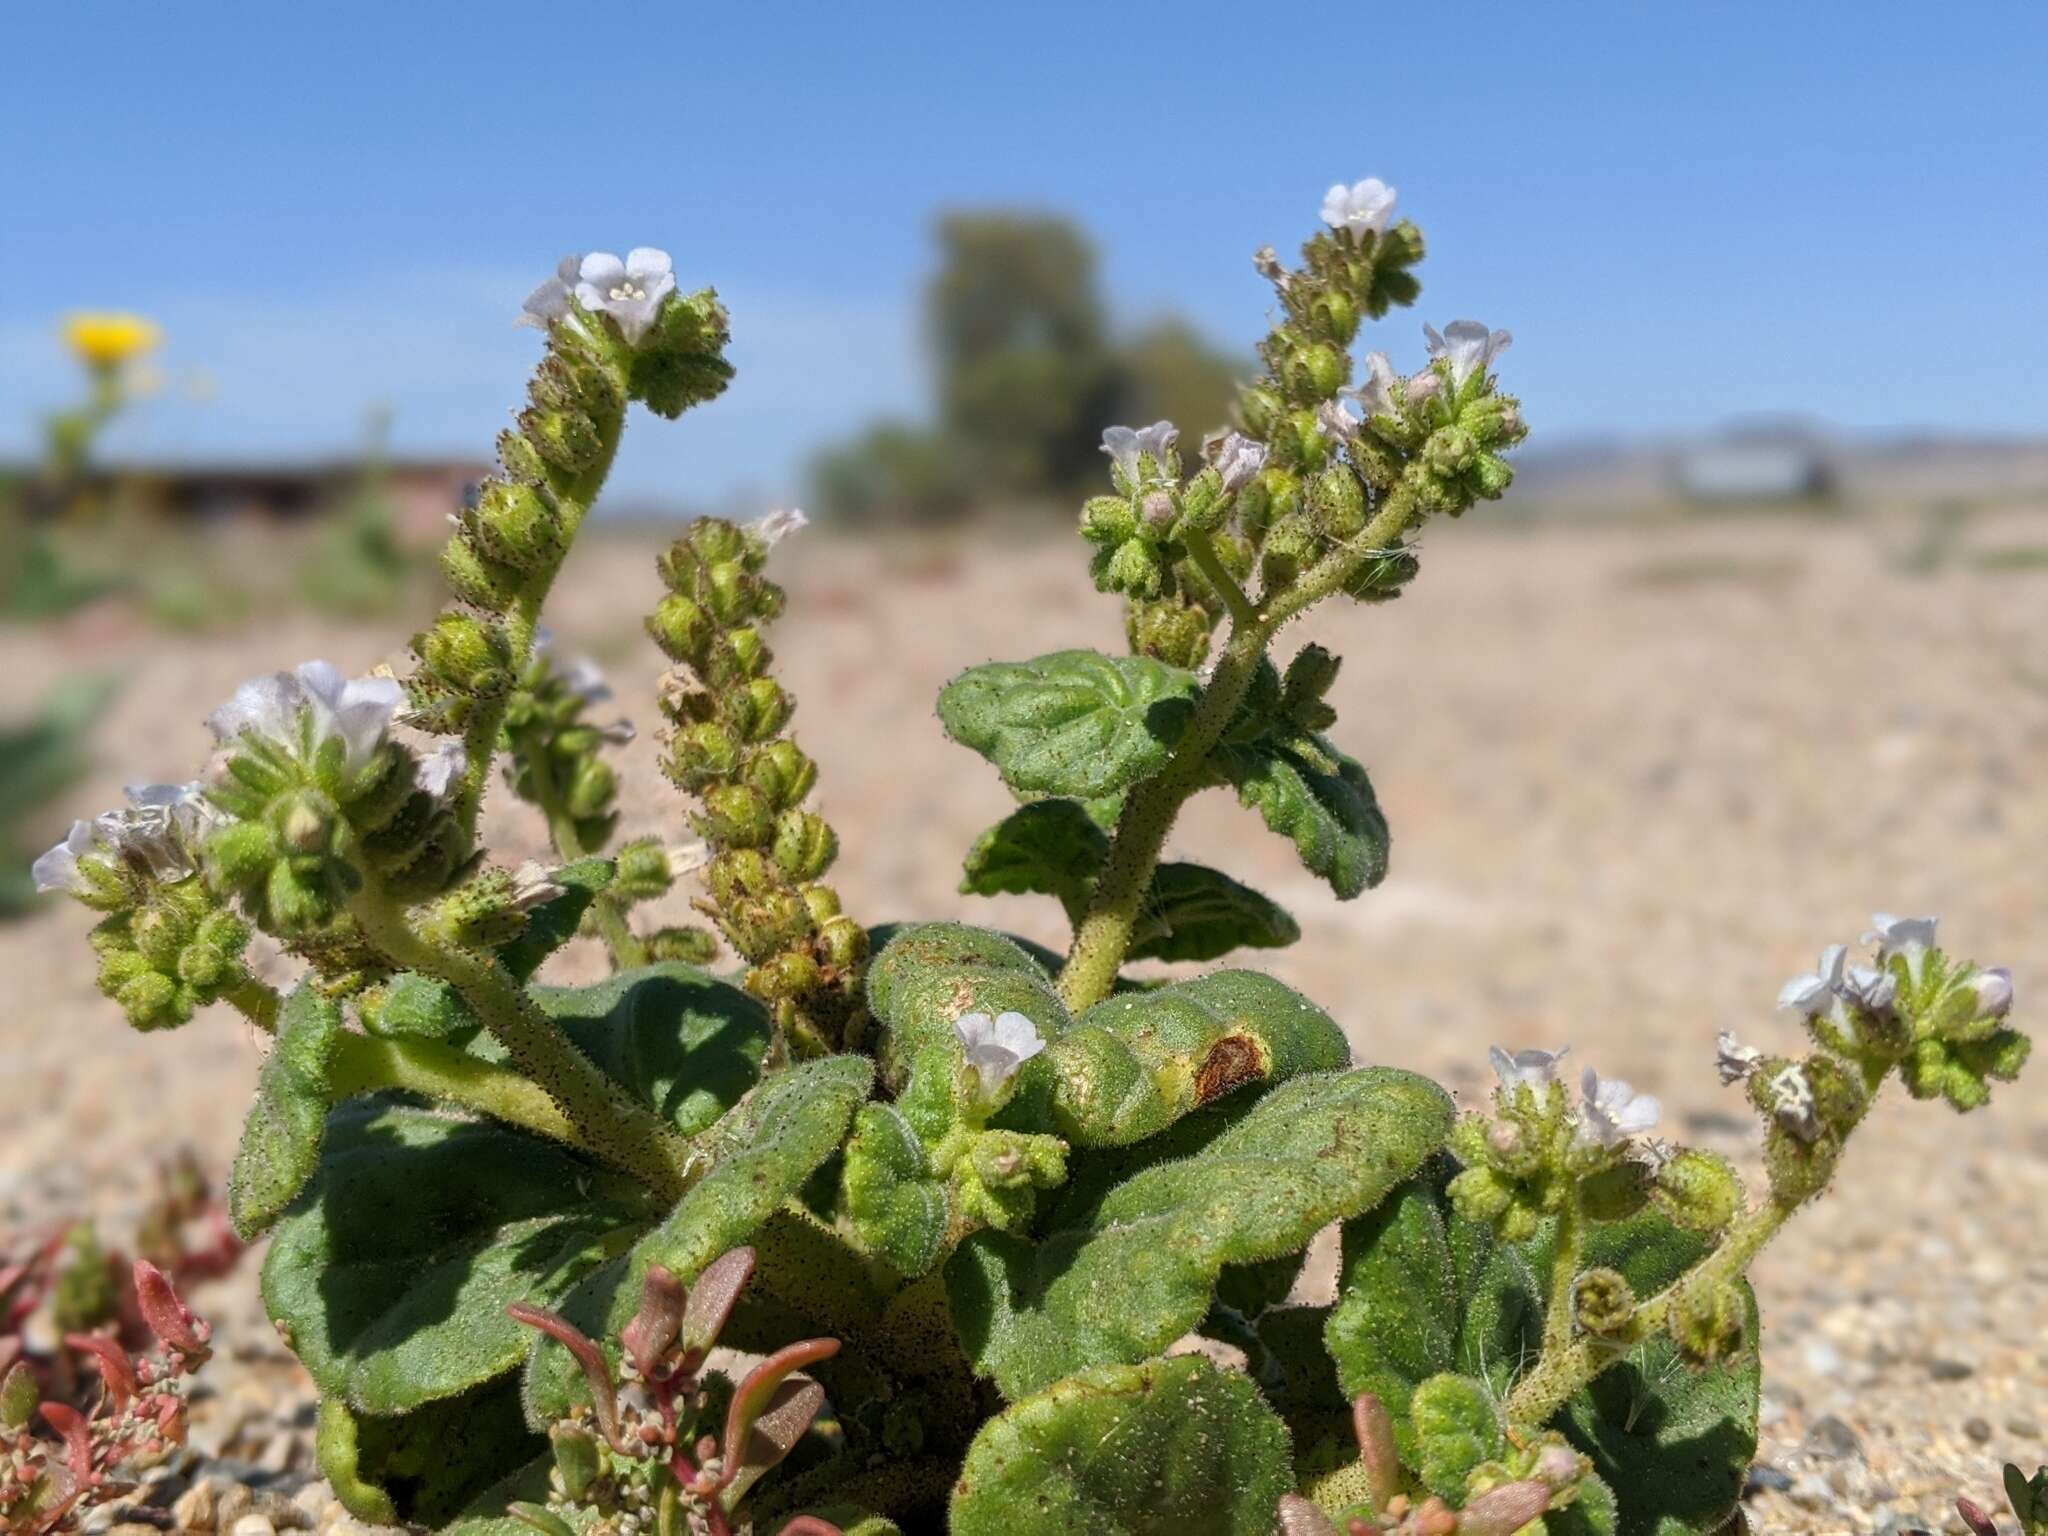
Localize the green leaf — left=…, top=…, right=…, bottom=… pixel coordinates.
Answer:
left=316, top=1380, right=542, bottom=1529
left=946, top=1068, right=1453, bottom=1399
left=229, top=983, right=341, bottom=1240
left=262, top=1100, right=653, bottom=1413
left=498, top=856, right=613, bottom=982
left=866, top=923, right=1068, bottom=1097
left=938, top=649, right=1198, bottom=799
left=1036, top=970, right=1349, bottom=1147
left=1213, top=732, right=1389, bottom=900
left=535, top=962, right=772, bottom=1136
left=951, top=1355, right=1292, bottom=1536
left=1325, top=1159, right=1759, bottom=1535
left=524, top=1055, right=874, bottom=1421
left=367, top=972, right=478, bottom=1045
left=960, top=801, right=1299, bottom=964
left=842, top=1103, right=948, bottom=1277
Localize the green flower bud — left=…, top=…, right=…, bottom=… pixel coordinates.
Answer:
left=1099, top=539, right=1166, bottom=599
left=750, top=947, right=824, bottom=1001
left=747, top=740, right=817, bottom=812
left=708, top=627, right=770, bottom=685
left=647, top=592, right=714, bottom=666
left=1239, top=385, right=1284, bottom=437
left=1579, top=1158, right=1652, bottom=1222
left=697, top=782, right=773, bottom=848
left=800, top=883, right=842, bottom=925
left=1289, top=342, right=1346, bottom=400
left=666, top=720, right=742, bottom=790
left=518, top=405, right=603, bottom=475
left=1126, top=597, right=1213, bottom=671
left=1652, top=1149, right=1744, bottom=1234
left=816, top=913, right=867, bottom=973
left=1310, top=288, right=1357, bottom=345
left=644, top=925, right=720, bottom=965
left=207, top=819, right=279, bottom=888
left=1260, top=513, right=1320, bottom=588
left=707, top=849, right=775, bottom=906
left=1309, top=462, right=1368, bottom=539
left=469, top=479, right=565, bottom=572
left=129, top=900, right=192, bottom=969
left=611, top=838, right=674, bottom=902
left=414, top=612, right=514, bottom=698
left=773, top=809, right=837, bottom=881
left=1177, top=467, right=1227, bottom=533
left=564, top=757, right=617, bottom=820
left=1424, top=425, right=1479, bottom=477
left=726, top=677, right=793, bottom=742
left=440, top=536, right=523, bottom=612
left=1573, top=1267, right=1637, bottom=1335
left=496, top=425, right=548, bottom=484
left=1671, top=1272, right=1748, bottom=1368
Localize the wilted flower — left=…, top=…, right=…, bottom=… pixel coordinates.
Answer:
left=1320, top=177, right=1398, bottom=238
left=1101, top=422, right=1179, bottom=484
left=758, top=507, right=810, bottom=545
left=955, top=1010, right=1046, bottom=1098
left=1489, top=1045, right=1569, bottom=1092
left=1576, top=1067, right=1660, bottom=1149
left=1777, top=943, right=1847, bottom=1017
left=1863, top=912, right=1937, bottom=958
left=1252, top=245, right=1288, bottom=285
left=34, top=783, right=213, bottom=896
left=510, top=860, right=566, bottom=912
left=1206, top=431, right=1267, bottom=492
left=1715, top=1030, right=1763, bottom=1085
left=1350, top=352, right=1403, bottom=418
left=1315, top=399, right=1360, bottom=443
left=668, top=842, right=712, bottom=879
left=1971, top=966, right=2014, bottom=1020
left=416, top=740, right=468, bottom=799
left=1767, top=1064, right=1820, bottom=1142
left=575, top=249, right=676, bottom=345
left=518, top=255, right=581, bottom=329
left=207, top=661, right=402, bottom=774
left=1424, top=320, right=1513, bottom=387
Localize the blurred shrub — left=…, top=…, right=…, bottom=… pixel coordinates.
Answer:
left=1, top=674, right=116, bottom=916
left=298, top=409, right=421, bottom=618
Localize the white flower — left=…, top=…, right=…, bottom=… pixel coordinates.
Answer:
left=1863, top=912, right=1937, bottom=957
left=32, top=783, right=211, bottom=895
left=574, top=249, right=676, bottom=345
left=954, top=1010, right=1046, bottom=1098
left=1768, top=1065, right=1820, bottom=1142
left=416, top=741, right=468, bottom=799
left=1971, top=966, right=2014, bottom=1020
left=1100, top=422, right=1178, bottom=483
left=509, top=860, right=566, bottom=911
left=1206, top=432, right=1267, bottom=493
left=518, top=254, right=582, bottom=329
left=1424, top=320, right=1513, bottom=387
left=1715, top=1031, right=1763, bottom=1085
left=667, top=842, right=712, bottom=879
left=207, top=661, right=402, bottom=775
left=1350, top=352, right=1403, bottom=418
left=1315, top=399, right=1359, bottom=444
left=1576, top=1067, right=1660, bottom=1149
left=1843, top=964, right=1898, bottom=1015
left=758, top=507, right=810, bottom=546
left=1320, top=177, right=1398, bottom=238
left=1776, top=943, right=1847, bottom=1017
left=1403, top=369, right=1444, bottom=408
left=1488, top=1045, right=1569, bottom=1092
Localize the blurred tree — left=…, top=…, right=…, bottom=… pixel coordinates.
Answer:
left=810, top=211, right=1242, bottom=524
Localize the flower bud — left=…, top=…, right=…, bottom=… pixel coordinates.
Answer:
left=1177, top=467, right=1226, bottom=532
left=1080, top=495, right=1136, bottom=546
left=1309, top=463, right=1367, bottom=538
left=727, top=678, right=793, bottom=742
left=1260, top=514, right=1320, bottom=588
left=666, top=720, right=742, bottom=789
left=800, top=883, right=842, bottom=925
left=747, top=740, right=818, bottom=812
left=1238, top=385, right=1285, bottom=437
left=1572, top=1267, right=1636, bottom=1335
left=470, top=480, right=565, bottom=572
left=1424, top=425, right=1478, bottom=476
left=697, top=783, right=773, bottom=848
left=1099, top=540, right=1166, bottom=599
left=816, top=914, right=867, bottom=973
left=708, top=627, right=769, bottom=685
left=707, top=849, right=775, bottom=905
left=1288, top=343, right=1346, bottom=400
left=644, top=925, right=720, bottom=965
left=1971, top=966, right=2014, bottom=1020
left=1126, top=598, right=1213, bottom=671
left=415, top=613, right=514, bottom=698
left=440, top=536, right=523, bottom=612
left=1671, top=1273, right=1748, bottom=1367
left=1139, top=489, right=1177, bottom=536
left=518, top=405, right=603, bottom=474
left=647, top=593, right=713, bottom=666
left=564, top=758, right=617, bottom=820
left=612, top=838, right=675, bottom=902
left=1310, top=288, right=1357, bottom=344
left=1652, top=1148, right=1743, bottom=1234
left=772, top=810, right=837, bottom=881
left=750, top=947, right=824, bottom=1001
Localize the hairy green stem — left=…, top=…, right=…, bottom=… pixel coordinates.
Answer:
left=327, top=1030, right=589, bottom=1151
left=1541, top=1189, right=1585, bottom=1360
left=525, top=730, right=647, bottom=969
left=348, top=885, right=691, bottom=1199
left=1182, top=528, right=1259, bottom=630
left=223, top=975, right=281, bottom=1034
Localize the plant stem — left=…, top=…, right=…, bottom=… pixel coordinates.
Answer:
left=327, top=1031, right=590, bottom=1151
left=349, top=885, right=692, bottom=1199
left=523, top=728, right=647, bottom=969
left=1541, top=1190, right=1585, bottom=1360
left=222, top=975, right=280, bottom=1034
left=1182, top=528, right=1259, bottom=630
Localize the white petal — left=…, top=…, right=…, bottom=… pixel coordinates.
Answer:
left=1100, top=426, right=1142, bottom=480
left=1319, top=183, right=1352, bottom=228
left=990, top=1010, right=1046, bottom=1061
left=416, top=741, right=468, bottom=798
left=1972, top=967, right=2014, bottom=1019
left=1715, top=1031, right=1763, bottom=1084
left=626, top=247, right=672, bottom=280
left=207, top=671, right=303, bottom=747
left=579, top=252, right=627, bottom=287
left=758, top=507, right=809, bottom=546
left=31, top=822, right=92, bottom=894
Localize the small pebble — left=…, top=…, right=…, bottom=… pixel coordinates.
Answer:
left=1745, top=1462, right=1795, bottom=1494
left=171, top=1484, right=218, bottom=1532
left=2008, top=1416, right=2041, bottom=1438
left=1927, top=1358, right=1974, bottom=1381
left=1804, top=1412, right=1863, bottom=1461
left=1963, top=1415, right=1993, bottom=1442
left=229, top=1516, right=276, bottom=1536
left=108, top=1524, right=167, bottom=1536
left=290, top=1486, right=329, bottom=1527
left=214, top=1484, right=256, bottom=1531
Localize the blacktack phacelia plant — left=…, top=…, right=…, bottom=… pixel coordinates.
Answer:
left=32, top=189, right=2030, bottom=1536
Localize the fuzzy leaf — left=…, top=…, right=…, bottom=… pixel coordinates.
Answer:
left=1325, top=1159, right=1759, bottom=1535
left=498, top=857, right=614, bottom=982
left=961, top=801, right=1298, bottom=964
left=866, top=922, right=1068, bottom=1098
left=262, top=1100, right=653, bottom=1414
left=524, top=1055, right=873, bottom=1421
left=938, top=649, right=1199, bottom=799
left=229, top=983, right=341, bottom=1240
left=951, top=1354, right=1292, bottom=1536
left=842, top=1103, right=949, bottom=1277
left=1213, top=732, right=1389, bottom=900
left=947, top=1068, right=1453, bottom=1399
left=315, top=1380, right=541, bottom=1529
left=368, top=972, right=478, bottom=1045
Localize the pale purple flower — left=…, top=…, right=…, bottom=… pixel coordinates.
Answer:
left=1863, top=912, right=1938, bottom=958
left=757, top=507, right=809, bottom=546
left=1315, top=399, right=1360, bottom=443
left=1777, top=944, right=1847, bottom=1017
left=1768, top=1065, right=1820, bottom=1142
left=575, top=249, right=676, bottom=345
left=32, top=783, right=211, bottom=895
left=955, top=1009, right=1046, bottom=1098
left=1715, top=1030, right=1763, bottom=1085
left=207, top=662, right=402, bottom=774
left=1488, top=1045, right=1569, bottom=1092
left=1971, top=966, right=2014, bottom=1020
left=518, top=255, right=582, bottom=328
left=1351, top=352, right=1403, bottom=418
left=1424, top=320, right=1513, bottom=387
left=1101, top=422, right=1179, bottom=484
left=1843, top=964, right=1898, bottom=1015
left=1320, top=178, right=1398, bottom=239
left=510, top=860, right=566, bottom=911
left=1576, top=1067, right=1660, bottom=1149
left=1206, top=431, right=1267, bottom=492
left=415, top=741, right=468, bottom=799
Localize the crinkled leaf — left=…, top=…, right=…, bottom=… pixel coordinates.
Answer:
left=499, top=857, right=613, bottom=982
left=842, top=1103, right=948, bottom=1277
left=951, top=1355, right=1292, bottom=1536
left=523, top=1055, right=873, bottom=1422
left=1213, top=732, right=1389, bottom=900
left=1130, top=863, right=1299, bottom=963
left=262, top=1100, right=653, bottom=1413
left=947, top=1067, right=1452, bottom=1398
left=938, top=649, right=1199, bottom=799
left=960, top=798, right=1109, bottom=910
left=229, top=983, right=341, bottom=1240
left=1326, top=1158, right=1758, bottom=1535
left=866, top=923, right=1067, bottom=1100
left=535, top=961, right=771, bottom=1135
left=315, top=1380, right=542, bottom=1529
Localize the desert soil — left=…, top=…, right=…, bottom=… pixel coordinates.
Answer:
left=3, top=513, right=2043, bottom=1533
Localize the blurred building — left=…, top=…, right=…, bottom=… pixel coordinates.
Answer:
left=38, top=458, right=488, bottom=542
left=1673, top=424, right=1833, bottom=504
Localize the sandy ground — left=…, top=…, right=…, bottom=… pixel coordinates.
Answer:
left=3, top=513, right=2044, bottom=1532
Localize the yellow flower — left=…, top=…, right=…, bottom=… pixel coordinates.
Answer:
left=61, top=312, right=163, bottom=368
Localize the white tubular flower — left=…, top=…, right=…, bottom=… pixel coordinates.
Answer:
left=1863, top=912, right=1938, bottom=958
left=1424, top=320, right=1513, bottom=387
left=1576, top=1067, right=1661, bottom=1150
left=1843, top=964, right=1898, bottom=1015
left=1315, top=399, right=1360, bottom=443
left=1715, top=1031, right=1763, bottom=1085
left=1488, top=1045, right=1569, bottom=1092
left=207, top=661, right=402, bottom=775
left=518, top=254, right=582, bottom=329
left=757, top=507, right=810, bottom=546
left=31, top=821, right=99, bottom=896
left=1971, top=966, right=2014, bottom=1020
left=1206, top=431, right=1267, bottom=493
left=1351, top=352, right=1403, bottom=418
left=1320, top=177, right=1398, bottom=238
left=1776, top=943, right=1847, bottom=1017
left=574, top=248, right=676, bottom=345
left=1101, top=422, right=1179, bottom=483
left=954, top=1010, right=1046, bottom=1099
left=32, top=783, right=210, bottom=895
left=416, top=740, right=468, bottom=799
left=1768, top=1065, right=1821, bottom=1142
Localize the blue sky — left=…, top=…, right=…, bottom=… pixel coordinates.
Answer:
left=4, top=2, right=2045, bottom=506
